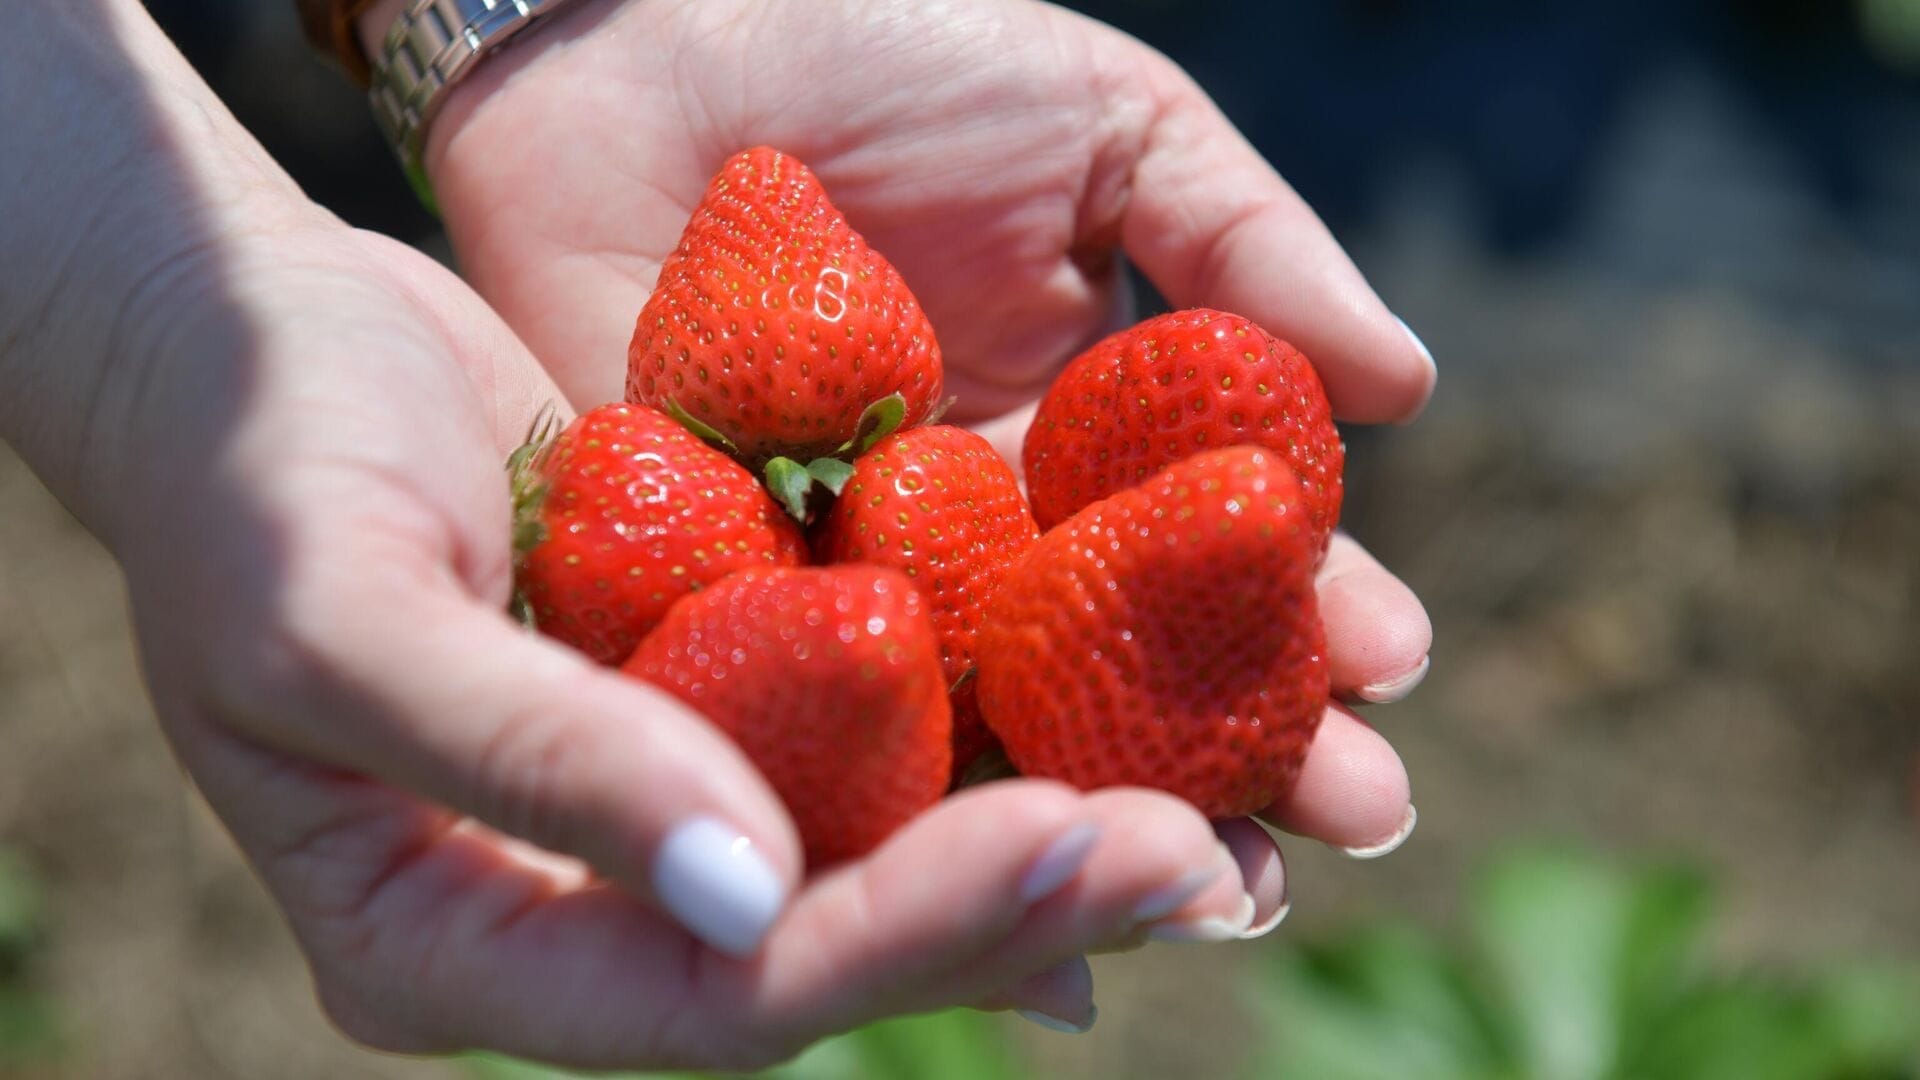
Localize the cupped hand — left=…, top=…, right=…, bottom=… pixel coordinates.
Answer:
left=416, top=0, right=1437, bottom=965
left=112, top=206, right=1291, bottom=1067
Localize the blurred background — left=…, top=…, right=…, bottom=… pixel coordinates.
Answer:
left=2, top=0, right=1917, bottom=1076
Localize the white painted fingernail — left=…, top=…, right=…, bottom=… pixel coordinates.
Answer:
left=1356, top=655, right=1431, bottom=704
left=1396, top=314, right=1435, bottom=373
left=652, top=816, right=787, bottom=957
left=1130, top=861, right=1226, bottom=924
left=1338, top=804, right=1419, bottom=860
left=1018, top=1004, right=1099, bottom=1034
left=1239, top=896, right=1292, bottom=940
left=1147, top=891, right=1257, bottom=943
left=1394, top=315, right=1437, bottom=425
left=1019, top=823, right=1102, bottom=904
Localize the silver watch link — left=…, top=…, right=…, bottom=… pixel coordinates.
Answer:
left=368, top=0, right=585, bottom=181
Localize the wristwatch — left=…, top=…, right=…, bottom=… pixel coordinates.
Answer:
left=365, top=0, right=586, bottom=184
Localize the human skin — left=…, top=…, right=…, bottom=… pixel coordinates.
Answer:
left=1, top=0, right=1432, bottom=1070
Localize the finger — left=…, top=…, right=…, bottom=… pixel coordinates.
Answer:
left=879, top=789, right=1250, bottom=1019
left=1317, top=532, right=1433, bottom=702
left=217, top=551, right=804, bottom=960
left=1215, top=817, right=1290, bottom=939
left=726, top=782, right=1239, bottom=1043
left=1261, top=704, right=1416, bottom=855
left=1107, top=48, right=1436, bottom=424
left=975, top=954, right=1098, bottom=1035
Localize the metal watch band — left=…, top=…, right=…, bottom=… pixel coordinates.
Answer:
left=368, top=0, right=584, bottom=178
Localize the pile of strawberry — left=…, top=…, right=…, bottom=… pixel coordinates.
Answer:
left=511, top=148, right=1343, bottom=867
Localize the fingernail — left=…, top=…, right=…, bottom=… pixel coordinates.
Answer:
left=1239, top=895, right=1292, bottom=940
left=1337, top=804, right=1419, bottom=860
left=1394, top=315, right=1437, bottom=425
left=1396, top=314, right=1435, bottom=373
left=1130, top=850, right=1230, bottom=924
left=1147, top=890, right=1257, bottom=944
left=651, top=816, right=787, bottom=957
left=1018, top=1004, right=1099, bottom=1034
left=1356, top=655, right=1431, bottom=704
left=1019, top=823, right=1102, bottom=904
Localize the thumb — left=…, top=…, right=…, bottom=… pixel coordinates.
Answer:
left=238, top=567, right=802, bottom=958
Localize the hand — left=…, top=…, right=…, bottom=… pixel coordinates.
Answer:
left=414, top=0, right=1437, bottom=989
left=96, top=208, right=1293, bottom=1067
left=6, top=0, right=1434, bottom=1072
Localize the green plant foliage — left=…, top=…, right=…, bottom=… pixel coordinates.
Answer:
left=459, top=1008, right=1023, bottom=1080
left=0, top=847, right=43, bottom=963
left=0, top=846, right=60, bottom=1064
left=1249, top=846, right=1920, bottom=1080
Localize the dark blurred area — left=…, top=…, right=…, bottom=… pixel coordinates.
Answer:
left=1, top=2, right=1915, bottom=1077
left=141, top=0, right=1920, bottom=360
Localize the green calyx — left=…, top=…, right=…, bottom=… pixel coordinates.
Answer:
left=664, top=397, right=742, bottom=456
left=507, top=402, right=563, bottom=553
left=837, top=392, right=909, bottom=456
left=664, top=390, right=917, bottom=523
left=505, top=403, right=563, bottom=628
left=759, top=392, right=914, bottom=522
left=765, top=455, right=859, bottom=522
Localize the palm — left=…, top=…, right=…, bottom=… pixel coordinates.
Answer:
left=181, top=0, right=1439, bottom=1064
left=433, top=0, right=1126, bottom=414
left=142, top=230, right=1294, bottom=1068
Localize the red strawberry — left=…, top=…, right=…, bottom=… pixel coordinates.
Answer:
left=975, top=446, right=1328, bottom=819
left=624, top=566, right=952, bottom=866
left=813, top=425, right=1041, bottom=772
left=1022, top=308, right=1343, bottom=555
left=512, top=403, right=807, bottom=666
left=627, top=146, right=944, bottom=471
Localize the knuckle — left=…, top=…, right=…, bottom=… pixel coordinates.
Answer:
left=470, top=703, right=604, bottom=855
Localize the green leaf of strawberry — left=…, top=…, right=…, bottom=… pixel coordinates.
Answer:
left=803, top=456, right=856, bottom=495
left=661, top=396, right=741, bottom=456
left=843, top=392, right=908, bottom=455
left=763, top=456, right=815, bottom=522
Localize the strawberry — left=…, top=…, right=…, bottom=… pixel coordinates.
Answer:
left=1022, top=308, right=1344, bottom=555
left=975, top=446, right=1329, bottom=819
left=511, top=403, right=807, bottom=666
left=624, top=566, right=952, bottom=866
left=627, top=146, right=944, bottom=473
left=812, top=425, right=1041, bottom=773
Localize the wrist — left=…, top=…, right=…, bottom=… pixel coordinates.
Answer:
left=0, top=1, right=322, bottom=546
left=352, top=0, right=631, bottom=185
